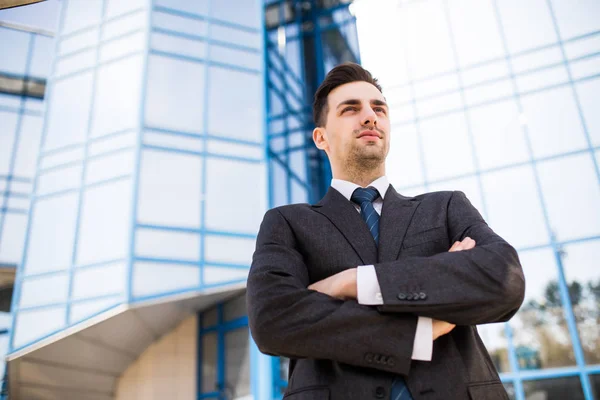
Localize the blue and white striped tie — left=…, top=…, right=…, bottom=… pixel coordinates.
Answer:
left=351, top=187, right=413, bottom=400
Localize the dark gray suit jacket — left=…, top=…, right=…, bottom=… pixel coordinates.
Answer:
left=247, top=186, right=525, bottom=400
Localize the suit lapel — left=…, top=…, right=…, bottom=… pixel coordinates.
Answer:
left=312, top=187, right=378, bottom=265
left=378, top=186, right=420, bottom=263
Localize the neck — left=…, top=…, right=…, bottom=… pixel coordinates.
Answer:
left=333, top=165, right=386, bottom=188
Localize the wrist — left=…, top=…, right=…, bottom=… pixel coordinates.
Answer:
left=344, top=268, right=358, bottom=299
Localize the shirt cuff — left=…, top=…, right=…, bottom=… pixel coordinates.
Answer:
left=356, top=265, right=383, bottom=305
left=411, top=317, right=433, bottom=361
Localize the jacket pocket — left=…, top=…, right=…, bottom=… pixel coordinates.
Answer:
left=283, top=385, right=330, bottom=400
left=467, top=381, right=509, bottom=400
left=402, top=226, right=446, bottom=249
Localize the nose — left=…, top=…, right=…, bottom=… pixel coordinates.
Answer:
left=361, top=106, right=377, bottom=128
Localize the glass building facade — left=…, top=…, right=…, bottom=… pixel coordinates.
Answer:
left=0, top=0, right=598, bottom=399
left=356, top=0, right=600, bottom=399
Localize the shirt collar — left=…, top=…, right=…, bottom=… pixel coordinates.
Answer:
left=330, top=176, right=390, bottom=201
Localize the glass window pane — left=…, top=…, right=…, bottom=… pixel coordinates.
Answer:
left=85, top=150, right=134, bottom=184
left=223, top=295, right=246, bottom=322
left=91, top=56, right=143, bottom=137
left=24, top=193, right=78, bottom=275
left=0, top=112, right=18, bottom=175
left=478, top=324, right=511, bottom=373
left=211, top=24, right=260, bottom=49
left=204, top=236, right=255, bottom=266
left=106, top=0, right=145, bottom=18
left=447, top=0, right=504, bottom=67
left=30, top=35, right=55, bottom=78
left=209, top=45, right=260, bottom=70
left=520, top=86, right=587, bottom=159
left=496, top=0, right=557, bottom=54
left=39, top=146, right=85, bottom=171
left=102, top=11, right=147, bottom=41
left=204, top=265, right=249, bottom=285
left=551, top=0, right=600, bottom=40
left=591, top=374, right=600, bottom=399
left=150, top=32, right=206, bottom=59
left=201, top=333, right=217, bottom=392
left=469, top=100, right=530, bottom=170
left=133, top=261, right=199, bottom=297
left=205, top=159, right=266, bottom=233
left=387, top=124, right=424, bottom=188
left=0, top=213, right=27, bottom=264
left=152, top=10, right=207, bottom=36
left=88, top=131, right=136, bottom=156
left=481, top=165, right=549, bottom=249
left=72, top=262, right=126, bottom=299
left=504, top=382, right=516, bottom=400
left=560, top=239, right=600, bottom=364
left=0, top=27, right=29, bottom=75
left=537, top=153, right=600, bottom=242
left=206, top=140, right=263, bottom=160
left=70, top=296, right=121, bottom=323
left=76, top=179, right=132, bottom=265
left=523, top=376, right=585, bottom=400
left=420, top=113, right=476, bottom=181
left=155, top=0, right=209, bottom=16
left=207, top=67, right=262, bottom=143
left=512, top=248, right=576, bottom=369
left=100, top=31, right=145, bottom=63
left=45, top=72, right=94, bottom=151
left=398, top=0, right=456, bottom=80
left=63, top=0, right=103, bottom=34
left=225, top=328, right=250, bottom=397
left=13, top=116, right=43, bottom=178
left=137, top=150, right=202, bottom=228
left=36, top=164, right=82, bottom=196
left=59, top=29, right=99, bottom=55
left=211, top=0, right=260, bottom=28
left=135, top=228, right=201, bottom=262
left=575, top=76, right=600, bottom=147
left=19, top=273, right=69, bottom=308
left=13, top=306, right=66, bottom=349
left=144, top=55, right=206, bottom=133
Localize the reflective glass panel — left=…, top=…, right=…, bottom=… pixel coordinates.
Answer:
left=512, top=248, right=576, bottom=369
left=523, top=376, right=584, bottom=400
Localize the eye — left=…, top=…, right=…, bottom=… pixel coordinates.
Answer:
left=374, top=107, right=387, bottom=114
left=342, top=106, right=358, bottom=113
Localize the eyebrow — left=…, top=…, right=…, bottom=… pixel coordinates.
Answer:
left=336, top=99, right=388, bottom=109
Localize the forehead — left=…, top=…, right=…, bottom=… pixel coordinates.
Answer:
left=327, top=81, right=385, bottom=106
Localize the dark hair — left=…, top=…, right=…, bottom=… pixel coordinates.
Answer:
left=312, top=62, right=382, bottom=127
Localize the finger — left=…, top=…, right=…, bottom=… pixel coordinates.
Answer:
left=448, top=241, right=460, bottom=252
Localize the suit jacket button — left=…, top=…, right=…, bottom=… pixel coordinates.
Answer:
left=406, top=293, right=414, bottom=300
left=365, top=353, right=373, bottom=363
left=388, top=357, right=395, bottom=366
left=419, top=292, right=427, bottom=300
left=412, top=293, right=420, bottom=300
left=375, top=386, right=386, bottom=399
left=397, top=293, right=407, bottom=300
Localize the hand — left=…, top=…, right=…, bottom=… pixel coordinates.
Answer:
left=308, top=268, right=357, bottom=300
left=432, top=319, right=456, bottom=340
left=449, top=237, right=476, bottom=252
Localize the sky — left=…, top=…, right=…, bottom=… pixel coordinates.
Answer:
left=0, top=0, right=60, bottom=31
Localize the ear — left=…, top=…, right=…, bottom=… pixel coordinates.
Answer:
left=312, top=127, right=329, bottom=151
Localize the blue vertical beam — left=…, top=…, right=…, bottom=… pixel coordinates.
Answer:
left=199, top=0, right=213, bottom=290
left=250, top=335, right=274, bottom=400
left=128, top=0, right=154, bottom=303
left=542, top=4, right=598, bottom=395
left=197, top=312, right=204, bottom=400
left=504, top=323, right=525, bottom=400
left=216, top=304, right=225, bottom=399
left=65, top=0, right=107, bottom=326
left=8, top=0, right=67, bottom=353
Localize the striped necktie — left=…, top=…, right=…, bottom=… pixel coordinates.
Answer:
left=351, top=187, right=414, bottom=400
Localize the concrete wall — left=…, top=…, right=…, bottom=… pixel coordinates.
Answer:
left=115, top=314, right=197, bottom=400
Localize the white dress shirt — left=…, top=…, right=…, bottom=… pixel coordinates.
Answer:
left=331, top=176, right=433, bottom=361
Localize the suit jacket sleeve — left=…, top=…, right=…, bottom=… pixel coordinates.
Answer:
left=375, top=191, right=526, bottom=325
left=247, top=208, right=419, bottom=376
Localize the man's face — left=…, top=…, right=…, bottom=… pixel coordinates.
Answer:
left=314, top=81, right=390, bottom=172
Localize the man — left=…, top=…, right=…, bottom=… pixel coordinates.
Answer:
left=247, top=63, right=525, bottom=400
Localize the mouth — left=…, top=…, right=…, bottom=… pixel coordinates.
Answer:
left=357, top=130, right=382, bottom=139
